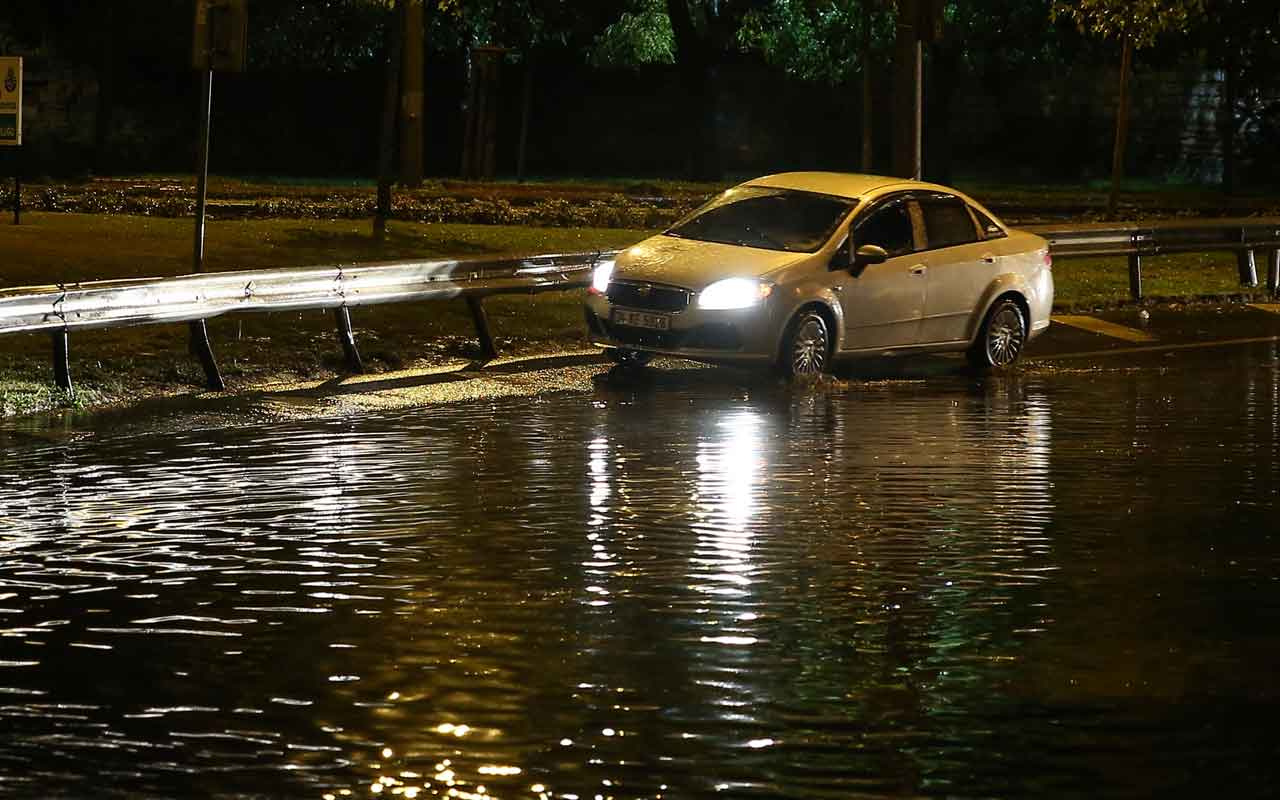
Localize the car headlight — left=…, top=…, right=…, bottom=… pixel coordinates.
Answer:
left=590, top=260, right=615, bottom=295
left=697, top=278, right=774, bottom=310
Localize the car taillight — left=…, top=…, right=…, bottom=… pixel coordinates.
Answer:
left=1042, top=249, right=1053, bottom=269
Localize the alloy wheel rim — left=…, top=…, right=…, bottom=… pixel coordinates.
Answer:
left=986, top=305, right=1025, bottom=366
left=792, top=317, right=828, bottom=375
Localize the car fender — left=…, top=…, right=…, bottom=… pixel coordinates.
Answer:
left=768, top=280, right=844, bottom=357
left=967, top=274, right=1033, bottom=345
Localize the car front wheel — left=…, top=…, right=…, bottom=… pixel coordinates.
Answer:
left=968, top=297, right=1027, bottom=369
left=780, top=309, right=832, bottom=378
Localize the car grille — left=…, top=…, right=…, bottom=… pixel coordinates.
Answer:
left=592, top=315, right=744, bottom=352
left=606, top=281, right=691, bottom=312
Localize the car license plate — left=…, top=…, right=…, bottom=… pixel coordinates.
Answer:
left=612, top=309, right=671, bottom=331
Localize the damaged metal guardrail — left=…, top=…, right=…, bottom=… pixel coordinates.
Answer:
left=2, top=218, right=1279, bottom=396
left=0, top=250, right=617, bottom=395
left=1027, top=219, right=1280, bottom=301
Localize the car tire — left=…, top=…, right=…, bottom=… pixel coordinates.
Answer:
left=605, top=348, right=654, bottom=368
left=779, top=309, right=832, bottom=378
left=967, top=297, right=1027, bottom=369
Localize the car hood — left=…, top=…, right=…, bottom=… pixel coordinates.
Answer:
left=613, top=234, right=808, bottom=289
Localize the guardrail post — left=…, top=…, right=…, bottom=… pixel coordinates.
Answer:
left=188, top=320, right=225, bottom=391
left=1265, top=249, right=1280, bottom=297
left=333, top=307, right=364, bottom=373
left=466, top=296, right=498, bottom=361
left=50, top=330, right=72, bottom=396
left=1237, top=248, right=1258, bottom=288
left=1128, top=253, right=1143, bottom=300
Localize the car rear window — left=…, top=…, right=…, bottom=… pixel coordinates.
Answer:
left=666, top=188, right=854, bottom=253
left=922, top=199, right=980, bottom=249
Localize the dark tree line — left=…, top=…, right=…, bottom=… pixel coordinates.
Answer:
left=1, top=0, right=1277, bottom=187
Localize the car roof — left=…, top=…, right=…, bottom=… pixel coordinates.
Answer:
left=744, top=171, right=949, bottom=201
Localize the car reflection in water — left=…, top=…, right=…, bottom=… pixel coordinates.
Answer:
left=578, top=373, right=1055, bottom=793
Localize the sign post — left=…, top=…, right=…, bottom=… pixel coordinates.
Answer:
left=188, top=0, right=247, bottom=391
left=0, top=56, right=22, bottom=224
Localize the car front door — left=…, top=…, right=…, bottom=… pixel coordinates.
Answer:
left=917, top=197, right=992, bottom=344
left=833, top=198, right=926, bottom=352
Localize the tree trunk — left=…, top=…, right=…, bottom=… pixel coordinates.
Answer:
left=399, top=0, right=424, bottom=185
left=891, top=0, right=922, bottom=179
left=860, top=2, right=874, bottom=171
left=93, top=3, right=115, bottom=174
left=517, top=55, right=534, bottom=183
left=374, top=0, right=402, bottom=241
left=1107, top=34, right=1133, bottom=220
left=665, top=0, right=720, bottom=181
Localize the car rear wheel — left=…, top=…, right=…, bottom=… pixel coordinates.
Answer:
left=968, top=297, right=1027, bottom=369
left=605, top=347, right=654, bottom=368
left=780, top=309, right=832, bottom=378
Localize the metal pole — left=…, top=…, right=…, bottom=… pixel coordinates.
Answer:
left=194, top=68, right=212, bottom=273
left=1237, top=248, right=1258, bottom=288
left=50, top=329, right=72, bottom=395
left=188, top=68, right=224, bottom=391
left=334, top=306, right=364, bottom=372
left=1128, top=253, right=1143, bottom=300
left=466, top=296, right=498, bottom=361
left=913, top=39, right=923, bottom=180
left=188, top=318, right=225, bottom=391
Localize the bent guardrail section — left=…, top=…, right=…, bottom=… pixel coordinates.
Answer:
left=0, top=250, right=617, bottom=394
left=2, top=218, right=1279, bottom=397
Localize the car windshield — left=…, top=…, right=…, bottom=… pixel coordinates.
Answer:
left=665, top=187, right=855, bottom=253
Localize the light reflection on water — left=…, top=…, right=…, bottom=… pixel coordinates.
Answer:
left=1, top=349, right=1279, bottom=798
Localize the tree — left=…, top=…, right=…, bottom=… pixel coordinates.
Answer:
left=738, top=0, right=893, bottom=171
left=662, top=1, right=769, bottom=179
left=1052, top=0, right=1203, bottom=217
left=1197, top=0, right=1280, bottom=192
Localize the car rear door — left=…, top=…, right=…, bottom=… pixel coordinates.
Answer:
left=833, top=197, right=927, bottom=351
left=917, top=196, right=992, bottom=344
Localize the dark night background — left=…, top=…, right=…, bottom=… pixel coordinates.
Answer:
left=0, top=0, right=1277, bottom=187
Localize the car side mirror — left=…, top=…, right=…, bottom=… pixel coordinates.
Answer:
left=850, top=244, right=888, bottom=275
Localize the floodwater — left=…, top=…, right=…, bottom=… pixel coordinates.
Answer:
left=1, top=345, right=1278, bottom=799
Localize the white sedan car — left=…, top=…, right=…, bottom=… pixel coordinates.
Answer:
left=584, top=172, right=1053, bottom=375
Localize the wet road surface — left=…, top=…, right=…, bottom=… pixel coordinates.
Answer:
left=1, top=320, right=1279, bottom=798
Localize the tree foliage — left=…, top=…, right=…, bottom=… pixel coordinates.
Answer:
left=1050, top=0, right=1203, bottom=47
left=591, top=0, right=676, bottom=66
left=737, top=0, right=892, bottom=85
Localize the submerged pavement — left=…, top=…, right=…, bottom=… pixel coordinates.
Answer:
left=0, top=322, right=1277, bottom=798
left=7, top=302, right=1279, bottom=437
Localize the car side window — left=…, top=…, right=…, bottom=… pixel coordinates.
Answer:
left=971, top=207, right=1007, bottom=240
left=855, top=202, right=915, bottom=257
left=921, top=199, right=980, bottom=249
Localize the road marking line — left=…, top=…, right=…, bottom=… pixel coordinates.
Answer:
left=1248, top=303, right=1280, bottom=314
left=1052, top=315, right=1157, bottom=343
left=1031, top=335, right=1280, bottom=362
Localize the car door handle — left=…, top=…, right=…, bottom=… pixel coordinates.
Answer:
left=910, top=265, right=927, bottom=276
left=982, top=254, right=997, bottom=263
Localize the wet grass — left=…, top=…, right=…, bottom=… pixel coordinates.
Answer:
left=0, top=212, right=644, bottom=287
left=1051, top=251, right=1263, bottom=309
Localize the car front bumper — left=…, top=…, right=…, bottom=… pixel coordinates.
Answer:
left=583, top=292, right=781, bottom=365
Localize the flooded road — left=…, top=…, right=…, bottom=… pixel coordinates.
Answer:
left=1, top=343, right=1278, bottom=798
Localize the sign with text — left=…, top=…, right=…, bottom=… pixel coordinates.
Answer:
left=0, top=57, right=20, bottom=146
